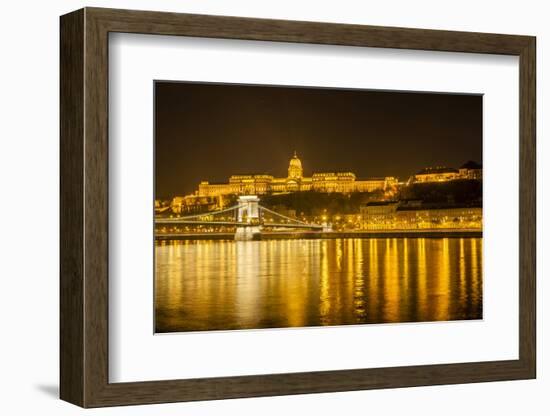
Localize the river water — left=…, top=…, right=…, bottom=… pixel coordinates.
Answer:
left=155, top=238, right=482, bottom=332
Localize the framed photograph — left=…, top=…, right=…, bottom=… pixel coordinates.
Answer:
left=60, top=7, right=536, bottom=407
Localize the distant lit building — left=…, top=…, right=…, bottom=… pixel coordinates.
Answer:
left=154, top=199, right=176, bottom=215
left=414, top=166, right=460, bottom=183
left=361, top=202, right=482, bottom=230
left=170, top=195, right=222, bottom=214
left=360, top=201, right=399, bottom=230
left=394, top=207, right=482, bottom=230
left=197, top=152, right=398, bottom=197
left=459, top=161, right=483, bottom=180
left=413, top=161, right=483, bottom=183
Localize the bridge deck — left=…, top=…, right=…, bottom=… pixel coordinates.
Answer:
left=156, top=203, right=324, bottom=230
left=155, top=219, right=323, bottom=229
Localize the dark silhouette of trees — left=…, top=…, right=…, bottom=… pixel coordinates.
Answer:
left=260, top=191, right=382, bottom=216
left=398, top=179, right=482, bottom=207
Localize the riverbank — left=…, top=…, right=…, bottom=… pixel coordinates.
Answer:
left=155, top=229, right=482, bottom=241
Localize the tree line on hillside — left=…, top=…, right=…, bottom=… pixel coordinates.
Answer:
left=161, top=179, right=482, bottom=217
left=398, top=179, right=482, bottom=206
left=260, top=179, right=482, bottom=215
left=260, top=190, right=383, bottom=216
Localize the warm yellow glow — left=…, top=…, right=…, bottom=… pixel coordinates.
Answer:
left=434, top=238, right=451, bottom=321
left=155, top=233, right=483, bottom=331
left=319, top=240, right=331, bottom=324
left=416, top=238, right=428, bottom=322
left=191, top=152, right=396, bottom=198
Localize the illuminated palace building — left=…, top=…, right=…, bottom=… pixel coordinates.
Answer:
left=197, top=152, right=398, bottom=197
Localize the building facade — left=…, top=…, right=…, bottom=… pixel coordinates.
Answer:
left=197, top=152, right=398, bottom=197
left=414, top=167, right=460, bottom=183
left=360, top=201, right=482, bottom=230
left=414, top=161, right=482, bottom=183
left=458, top=161, right=483, bottom=180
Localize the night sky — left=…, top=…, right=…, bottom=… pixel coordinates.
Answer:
left=155, top=81, right=482, bottom=199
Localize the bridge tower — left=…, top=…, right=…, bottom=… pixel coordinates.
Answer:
left=235, top=195, right=262, bottom=241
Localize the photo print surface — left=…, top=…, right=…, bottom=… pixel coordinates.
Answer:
left=154, top=81, right=483, bottom=333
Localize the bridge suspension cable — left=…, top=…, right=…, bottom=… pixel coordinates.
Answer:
left=176, top=204, right=243, bottom=221
left=258, top=205, right=321, bottom=227
left=155, top=202, right=323, bottom=229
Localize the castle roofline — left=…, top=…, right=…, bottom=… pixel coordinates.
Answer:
left=416, top=167, right=459, bottom=175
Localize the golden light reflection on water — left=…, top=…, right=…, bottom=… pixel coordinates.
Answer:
left=155, top=238, right=483, bottom=332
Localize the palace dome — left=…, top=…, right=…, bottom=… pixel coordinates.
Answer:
left=289, top=152, right=302, bottom=169
left=288, top=151, right=303, bottom=179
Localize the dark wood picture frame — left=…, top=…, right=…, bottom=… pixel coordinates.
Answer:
left=60, top=7, right=536, bottom=408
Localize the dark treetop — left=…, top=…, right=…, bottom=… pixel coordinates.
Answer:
left=155, top=81, right=482, bottom=199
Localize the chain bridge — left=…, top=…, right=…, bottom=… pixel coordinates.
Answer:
left=155, top=195, right=329, bottom=240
